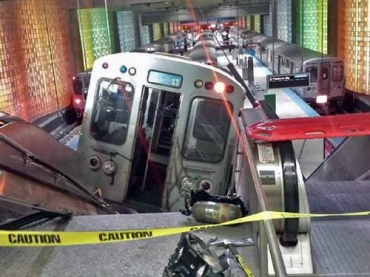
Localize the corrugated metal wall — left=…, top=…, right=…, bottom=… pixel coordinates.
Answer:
left=263, top=15, right=272, bottom=36
left=253, top=15, right=261, bottom=32
left=153, top=23, right=164, bottom=40
left=341, top=0, right=370, bottom=94
left=0, top=0, right=73, bottom=121
left=293, top=0, right=328, bottom=54
left=77, top=8, right=116, bottom=70
left=140, top=25, right=151, bottom=46
left=117, top=11, right=139, bottom=52
left=163, top=22, right=169, bottom=36
left=276, top=0, right=292, bottom=42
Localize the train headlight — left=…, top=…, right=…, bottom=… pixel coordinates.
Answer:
left=102, top=160, right=117, bottom=176
left=194, top=79, right=203, bottom=88
left=199, top=179, right=212, bottom=191
left=180, top=177, right=195, bottom=192
left=89, top=156, right=101, bottom=171
left=214, top=82, right=225, bottom=93
left=316, top=95, right=328, bottom=104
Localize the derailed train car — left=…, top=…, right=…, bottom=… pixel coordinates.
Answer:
left=76, top=52, right=245, bottom=212
left=0, top=52, right=311, bottom=264
left=240, top=30, right=345, bottom=112
left=0, top=52, right=245, bottom=216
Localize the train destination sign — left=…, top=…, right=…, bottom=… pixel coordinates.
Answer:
left=246, top=43, right=260, bottom=48
left=267, top=73, right=310, bottom=90
left=147, top=70, right=183, bottom=89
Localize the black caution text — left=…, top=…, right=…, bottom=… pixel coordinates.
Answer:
left=99, top=231, right=153, bottom=242
left=8, top=234, right=61, bottom=244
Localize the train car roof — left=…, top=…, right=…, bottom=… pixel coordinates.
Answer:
left=249, top=34, right=269, bottom=43
left=135, top=44, right=165, bottom=53
left=275, top=44, right=329, bottom=63
left=75, top=69, right=92, bottom=75
left=246, top=32, right=334, bottom=63
left=259, top=37, right=288, bottom=49
left=188, top=47, right=217, bottom=63
left=240, top=30, right=255, bottom=39
left=154, top=36, right=176, bottom=44
left=193, top=40, right=216, bottom=48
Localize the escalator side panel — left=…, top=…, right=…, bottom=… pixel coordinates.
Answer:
left=307, top=136, right=370, bottom=182
left=241, top=106, right=300, bottom=244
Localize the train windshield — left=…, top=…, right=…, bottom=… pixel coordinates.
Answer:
left=332, top=65, right=344, bottom=82
left=90, top=79, right=134, bottom=145
left=73, top=79, right=83, bottom=95
left=182, top=98, right=233, bottom=163
left=306, top=66, right=318, bottom=83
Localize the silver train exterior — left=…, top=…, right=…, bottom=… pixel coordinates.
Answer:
left=134, top=35, right=178, bottom=53
left=134, top=31, right=187, bottom=54
left=77, top=52, right=245, bottom=212
left=188, top=32, right=218, bottom=66
left=240, top=30, right=345, bottom=110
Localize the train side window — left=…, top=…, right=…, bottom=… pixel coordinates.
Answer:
left=182, top=98, right=233, bottom=163
left=306, top=66, right=318, bottom=83
left=90, top=79, right=135, bottom=145
left=332, top=65, right=344, bottom=82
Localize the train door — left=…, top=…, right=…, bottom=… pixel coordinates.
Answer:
left=319, top=61, right=330, bottom=94
left=72, top=75, right=84, bottom=117
left=305, top=63, right=318, bottom=99
left=331, top=60, right=344, bottom=99
left=127, top=87, right=180, bottom=208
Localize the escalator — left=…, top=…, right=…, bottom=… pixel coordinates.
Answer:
left=307, top=136, right=370, bottom=182
left=0, top=115, right=124, bottom=225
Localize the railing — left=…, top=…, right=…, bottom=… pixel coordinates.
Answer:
left=237, top=118, right=288, bottom=277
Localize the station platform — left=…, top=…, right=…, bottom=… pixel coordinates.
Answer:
left=217, top=50, right=323, bottom=178
left=215, top=50, right=370, bottom=277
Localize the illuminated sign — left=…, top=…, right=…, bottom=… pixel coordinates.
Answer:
left=147, top=70, right=183, bottom=89
left=267, top=73, right=310, bottom=90
left=246, top=43, right=260, bottom=48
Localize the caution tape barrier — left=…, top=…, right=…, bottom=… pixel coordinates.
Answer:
left=1, top=210, right=369, bottom=247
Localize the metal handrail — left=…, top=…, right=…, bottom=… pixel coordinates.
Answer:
left=238, top=118, right=288, bottom=277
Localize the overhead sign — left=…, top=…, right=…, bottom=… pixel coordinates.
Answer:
left=267, top=73, right=310, bottom=90
left=147, top=70, right=183, bottom=89
left=246, top=43, right=260, bottom=48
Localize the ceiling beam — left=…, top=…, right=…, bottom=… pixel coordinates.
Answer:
left=140, top=3, right=269, bottom=25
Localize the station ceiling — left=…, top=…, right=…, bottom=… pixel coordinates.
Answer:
left=68, top=0, right=270, bottom=24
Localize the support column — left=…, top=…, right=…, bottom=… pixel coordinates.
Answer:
left=270, top=0, right=278, bottom=38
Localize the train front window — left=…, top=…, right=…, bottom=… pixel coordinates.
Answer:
left=306, top=66, right=318, bottom=83
left=182, top=98, right=232, bottom=163
left=73, top=80, right=83, bottom=95
left=332, top=65, right=344, bottom=82
left=90, top=79, right=134, bottom=145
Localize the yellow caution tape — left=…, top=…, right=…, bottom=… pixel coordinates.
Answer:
left=235, top=254, right=255, bottom=277
left=0, top=210, right=369, bottom=247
